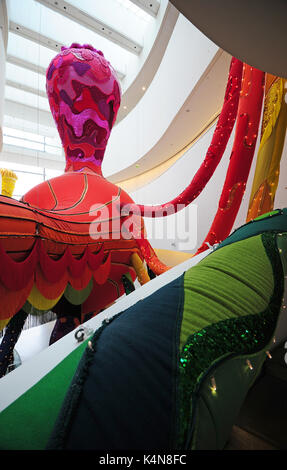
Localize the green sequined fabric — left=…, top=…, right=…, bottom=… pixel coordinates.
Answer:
left=180, top=234, right=274, bottom=349
left=176, top=232, right=284, bottom=449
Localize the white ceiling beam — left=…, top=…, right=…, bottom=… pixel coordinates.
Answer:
left=9, top=21, right=64, bottom=52
left=0, top=147, right=65, bottom=171
left=6, top=80, right=47, bottom=98
left=6, top=55, right=47, bottom=76
left=8, top=26, right=126, bottom=81
left=129, top=0, right=160, bottom=17
left=34, top=0, right=143, bottom=55
left=4, top=99, right=54, bottom=128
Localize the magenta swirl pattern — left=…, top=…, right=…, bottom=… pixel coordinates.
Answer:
left=46, top=43, right=121, bottom=174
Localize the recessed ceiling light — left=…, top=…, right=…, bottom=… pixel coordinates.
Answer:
left=123, top=105, right=127, bottom=110
left=142, top=86, right=146, bottom=91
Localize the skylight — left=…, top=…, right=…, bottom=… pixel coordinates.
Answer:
left=116, top=0, right=154, bottom=22
left=3, top=0, right=161, bottom=180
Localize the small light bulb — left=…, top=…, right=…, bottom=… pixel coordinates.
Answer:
left=210, top=376, right=217, bottom=394
left=246, top=359, right=253, bottom=370
left=266, top=350, right=272, bottom=359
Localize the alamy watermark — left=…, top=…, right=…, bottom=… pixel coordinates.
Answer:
left=88, top=198, right=198, bottom=251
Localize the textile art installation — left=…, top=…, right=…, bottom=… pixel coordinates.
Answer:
left=0, top=209, right=286, bottom=450
left=246, top=74, right=287, bottom=221
left=121, top=62, right=286, bottom=255
left=0, top=43, right=169, bottom=377
left=121, top=61, right=269, bottom=253
left=195, top=64, right=265, bottom=253
left=0, top=169, right=17, bottom=198
left=122, top=57, right=244, bottom=217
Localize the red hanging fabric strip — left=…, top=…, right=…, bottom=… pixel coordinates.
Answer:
left=35, top=267, right=69, bottom=300
left=67, top=247, right=89, bottom=278
left=68, top=265, right=93, bottom=291
left=0, top=239, right=39, bottom=291
left=196, top=64, right=265, bottom=254
left=0, top=236, right=106, bottom=292
left=121, top=57, right=243, bottom=218
left=0, top=277, right=34, bottom=321
left=135, top=238, right=170, bottom=275
left=93, top=252, right=112, bottom=285
left=39, top=241, right=70, bottom=283
left=87, top=244, right=105, bottom=270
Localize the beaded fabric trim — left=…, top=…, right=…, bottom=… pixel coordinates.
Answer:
left=46, top=314, right=120, bottom=450
left=176, top=232, right=284, bottom=449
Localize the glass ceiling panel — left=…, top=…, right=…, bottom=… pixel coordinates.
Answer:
left=5, top=63, right=46, bottom=93
left=4, top=0, right=159, bottom=172
left=7, top=32, right=56, bottom=70
left=116, top=0, right=154, bottom=22
left=3, top=126, right=45, bottom=143
left=3, top=115, right=58, bottom=139
left=0, top=159, right=45, bottom=174
left=7, top=0, right=133, bottom=75
left=67, top=0, right=151, bottom=41
left=5, top=85, right=50, bottom=112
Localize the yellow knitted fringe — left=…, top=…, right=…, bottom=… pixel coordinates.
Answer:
left=0, top=169, right=17, bottom=197
left=131, top=253, right=150, bottom=285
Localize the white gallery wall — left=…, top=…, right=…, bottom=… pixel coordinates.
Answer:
left=103, top=13, right=219, bottom=177
left=129, top=115, right=287, bottom=253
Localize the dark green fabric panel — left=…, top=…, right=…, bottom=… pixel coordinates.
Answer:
left=190, top=396, right=217, bottom=450
left=277, top=233, right=287, bottom=275
left=177, top=232, right=284, bottom=449
left=215, top=208, right=287, bottom=250
left=47, top=276, right=185, bottom=450
left=190, top=350, right=267, bottom=450
left=180, top=235, right=273, bottom=349
left=0, top=340, right=88, bottom=450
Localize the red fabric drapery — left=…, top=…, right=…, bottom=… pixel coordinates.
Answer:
left=196, top=64, right=265, bottom=254
left=0, top=239, right=105, bottom=291
left=121, top=57, right=243, bottom=218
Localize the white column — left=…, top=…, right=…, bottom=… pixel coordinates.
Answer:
left=0, top=0, right=8, bottom=152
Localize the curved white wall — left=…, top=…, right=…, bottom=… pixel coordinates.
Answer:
left=129, top=116, right=268, bottom=253
left=103, top=13, right=219, bottom=177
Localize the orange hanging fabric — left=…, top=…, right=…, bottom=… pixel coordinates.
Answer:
left=246, top=74, right=287, bottom=221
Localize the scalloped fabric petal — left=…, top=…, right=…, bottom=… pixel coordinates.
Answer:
left=93, top=253, right=111, bottom=285
left=35, top=267, right=69, bottom=300
left=0, top=276, right=34, bottom=321
left=0, top=240, right=38, bottom=291
left=64, top=279, right=93, bottom=306
left=68, top=265, right=93, bottom=291
left=27, top=284, right=64, bottom=311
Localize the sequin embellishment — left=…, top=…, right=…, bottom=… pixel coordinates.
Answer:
left=176, top=232, right=284, bottom=449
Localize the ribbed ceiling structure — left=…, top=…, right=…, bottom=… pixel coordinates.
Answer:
left=1, top=0, right=165, bottom=195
